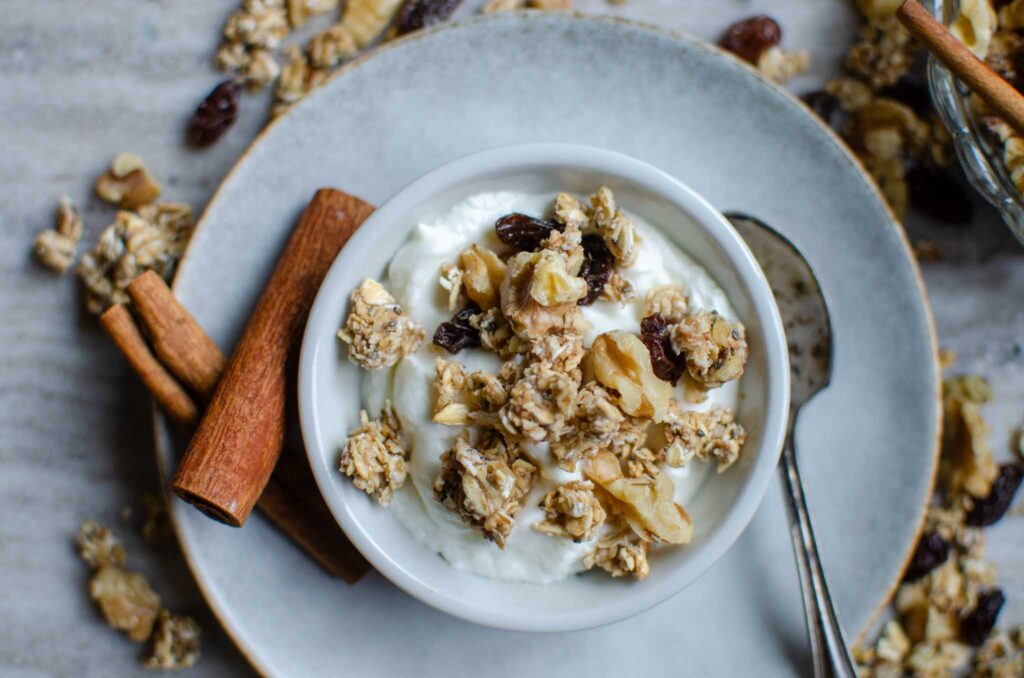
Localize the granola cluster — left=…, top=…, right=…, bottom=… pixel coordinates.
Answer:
left=535, top=480, right=607, bottom=542
left=855, top=364, right=1023, bottom=678
left=663, top=402, right=748, bottom=473
left=75, top=522, right=201, bottom=668
left=338, top=278, right=425, bottom=370
left=339, top=401, right=409, bottom=505
left=32, top=196, right=83, bottom=274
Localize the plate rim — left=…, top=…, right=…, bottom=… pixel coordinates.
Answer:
left=154, top=11, right=942, bottom=674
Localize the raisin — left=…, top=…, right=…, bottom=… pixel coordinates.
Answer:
left=906, top=162, right=974, bottom=224
left=966, top=464, right=1024, bottom=527
left=187, top=80, right=241, bottom=148
left=877, top=78, right=931, bottom=116
left=719, top=16, right=782, bottom=64
left=640, top=313, right=687, bottom=385
left=961, top=590, right=1006, bottom=646
left=393, top=0, right=462, bottom=36
left=432, top=304, right=480, bottom=354
left=578, top=234, right=614, bottom=306
left=801, top=91, right=840, bottom=128
left=902, top=531, right=951, bottom=582
left=494, top=213, right=562, bottom=251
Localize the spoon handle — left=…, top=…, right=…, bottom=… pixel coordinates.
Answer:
left=780, top=429, right=859, bottom=678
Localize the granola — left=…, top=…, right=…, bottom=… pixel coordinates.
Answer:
left=499, top=343, right=581, bottom=443
left=339, top=402, right=408, bottom=505
left=757, top=45, right=811, bottom=84
left=662, top=402, right=747, bottom=473
left=669, top=310, right=748, bottom=392
left=143, top=610, right=202, bottom=670
left=273, top=45, right=329, bottom=118
left=583, top=522, right=650, bottom=580
left=433, top=430, right=537, bottom=547
left=95, top=153, right=162, bottom=210
left=432, top=357, right=507, bottom=426
left=643, top=284, right=689, bottom=323
left=89, top=565, right=162, bottom=642
left=75, top=520, right=127, bottom=569
left=33, top=196, right=83, bottom=274
left=587, top=187, right=640, bottom=267
left=308, top=23, right=359, bottom=69
left=338, top=278, right=424, bottom=369
left=534, top=480, right=607, bottom=542
left=550, top=381, right=648, bottom=472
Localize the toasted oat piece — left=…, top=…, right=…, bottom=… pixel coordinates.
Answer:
left=33, top=196, right=84, bottom=274
left=433, top=430, right=537, bottom=548
left=95, top=154, right=162, bottom=210
left=338, top=278, right=424, bottom=370
left=669, top=310, right=748, bottom=391
left=143, top=609, right=202, bottom=670
left=643, top=284, right=689, bottom=323
left=432, top=357, right=508, bottom=426
left=75, top=521, right=127, bottom=569
left=587, top=187, right=640, bottom=267
left=339, top=401, right=408, bottom=505
left=584, top=523, right=650, bottom=580
left=89, top=565, right=162, bottom=643
left=662, top=402, right=747, bottom=473
left=535, top=480, right=606, bottom=542
left=552, top=192, right=589, bottom=231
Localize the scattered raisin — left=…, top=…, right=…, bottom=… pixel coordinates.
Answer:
left=902, top=531, right=951, bottom=582
left=187, top=80, right=241, bottom=148
left=393, top=0, right=463, bottom=36
left=961, top=589, right=1006, bottom=646
left=719, top=16, right=782, bottom=64
left=640, top=313, right=687, bottom=385
left=494, top=213, right=562, bottom=252
left=801, top=91, right=840, bottom=128
left=578, top=234, right=614, bottom=306
left=432, top=304, right=481, bottom=354
left=966, top=464, right=1023, bottom=527
left=906, top=162, right=974, bottom=225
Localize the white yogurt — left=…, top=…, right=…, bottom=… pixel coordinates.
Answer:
left=362, top=191, right=740, bottom=583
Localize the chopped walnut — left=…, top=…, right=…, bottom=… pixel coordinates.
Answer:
left=338, top=278, right=424, bottom=369
left=587, top=187, right=640, bottom=267
left=459, top=244, right=507, bottom=310
left=844, top=17, right=913, bottom=90
left=942, top=376, right=999, bottom=500
left=433, top=430, right=537, bottom=548
left=286, top=0, right=338, bottom=28
left=432, top=358, right=507, bottom=426
left=662, top=402, right=747, bottom=473
left=438, top=262, right=464, bottom=311
left=339, top=401, right=408, bottom=505
left=33, top=196, right=83, bottom=274
left=591, top=330, right=671, bottom=421
left=669, top=311, right=748, bottom=391
left=534, top=480, right=607, bottom=542
left=95, top=153, right=162, bottom=210
left=552, top=192, right=589, bottom=231
left=89, top=565, right=162, bottom=643
left=643, top=284, right=689, bottom=323
left=273, top=45, right=329, bottom=117
left=584, top=523, right=650, bottom=579
left=500, top=249, right=587, bottom=338
left=75, top=521, right=127, bottom=569
left=307, top=23, right=358, bottom=69
left=756, top=46, right=811, bottom=84
left=143, top=610, right=202, bottom=670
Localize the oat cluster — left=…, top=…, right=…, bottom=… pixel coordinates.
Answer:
left=338, top=278, right=425, bottom=370
left=535, top=480, right=607, bottom=542
left=339, top=401, right=409, bottom=506
left=33, top=196, right=83, bottom=274
left=663, top=402, right=747, bottom=473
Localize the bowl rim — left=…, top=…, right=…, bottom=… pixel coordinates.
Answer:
left=297, top=141, right=791, bottom=632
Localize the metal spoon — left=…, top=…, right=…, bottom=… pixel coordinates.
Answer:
left=727, top=213, right=858, bottom=678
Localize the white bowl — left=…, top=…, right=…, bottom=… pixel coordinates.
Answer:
left=298, top=142, right=790, bottom=632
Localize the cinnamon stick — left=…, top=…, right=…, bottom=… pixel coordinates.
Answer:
left=100, top=305, right=200, bottom=429
left=898, top=0, right=1024, bottom=136
left=172, top=189, right=375, bottom=527
left=127, top=271, right=226, bottom=402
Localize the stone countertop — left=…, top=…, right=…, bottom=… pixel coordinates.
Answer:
left=2, top=1, right=1021, bottom=675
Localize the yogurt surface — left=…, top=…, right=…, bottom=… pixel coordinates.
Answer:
left=362, top=191, right=740, bottom=583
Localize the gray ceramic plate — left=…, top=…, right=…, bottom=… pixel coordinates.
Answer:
left=157, top=13, right=940, bottom=676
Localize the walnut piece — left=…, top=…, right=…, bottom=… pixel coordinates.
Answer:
left=662, top=403, right=747, bottom=473
left=534, top=480, right=607, bottom=542
left=942, top=376, right=999, bottom=499
left=669, top=311, right=748, bottom=391
left=433, top=431, right=537, bottom=548
left=756, top=46, right=811, bottom=84
left=95, top=153, right=162, bottom=210
left=584, top=523, right=650, bottom=580
left=33, top=196, right=83, bottom=274
left=591, top=330, right=671, bottom=421
left=338, top=278, right=424, bottom=369
left=339, top=402, right=408, bottom=505
left=143, top=610, right=202, bottom=670
left=340, top=0, right=405, bottom=48
left=500, top=249, right=587, bottom=338
left=273, top=45, right=329, bottom=117
left=643, top=284, right=689, bottom=323
left=951, top=0, right=997, bottom=58
left=75, top=521, right=126, bottom=569
left=550, top=382, right=649, bottom=472
left=459, top=244, right=506, bottom=310
left=588, top=187, right=640, bottom=267
left=308, top=23, right=358, bottom=69
left=89, top=565, right=162, bottom=643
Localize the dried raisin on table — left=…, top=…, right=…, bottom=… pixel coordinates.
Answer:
left=966, top=464, right=1023, bottom=527
left=719, top=16, right=782, bottom=64
left=640, top=313, right=686, bottom=385
left=433, top=304, right=481, bottom=354
left=578, top=234, right=613, bottom=306
left=187, top=80, right=241, bottom=147
left=902, top=531, right=951, bottom=582
left=961, top=589, right=1006, bottom=646
left=393, top=0, right=463, bottom=36
left=494, top=213, right=562, bottom=252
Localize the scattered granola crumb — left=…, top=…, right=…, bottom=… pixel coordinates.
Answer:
left=338, top=278, right=424, bottom=369
left=757, top=45, right=811, bottom=84
left=89, top=565, right=162, bottom=643
left=534, top=480, right=607, bottom=542
left=584, top=523, right=650, bottom=579
left=33, top=196, right=83, bottom=274
left=143, top=610, right=202, bottom=670
left=308, top=23, right=358, bottom=69
left=75, top=521, right=127, bottom=569
left=662, top=402, right=747, bottom=472
left=95, top=153, right=162, bottom=210
left=339, top=401, right=408, bottom=505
